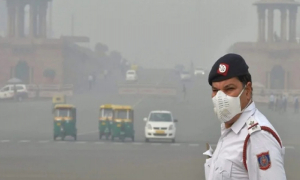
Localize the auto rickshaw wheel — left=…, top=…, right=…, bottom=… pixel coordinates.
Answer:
left=172, top=139, right=176, bottom=143
left=145, top=138, right=149, bottom=143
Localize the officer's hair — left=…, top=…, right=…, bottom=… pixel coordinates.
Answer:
left=237, top=74, right=253, bottom=95
left=237, top=73, right=252, bottom=85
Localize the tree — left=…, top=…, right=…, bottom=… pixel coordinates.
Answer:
left=109, top=51, right=122, bottom=62
left=95, top=43, right=109, bottom=58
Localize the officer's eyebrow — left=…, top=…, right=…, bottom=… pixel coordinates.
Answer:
left=212, top=86, right=219, bottom=91
left=223, top=84, right=236, bottom=89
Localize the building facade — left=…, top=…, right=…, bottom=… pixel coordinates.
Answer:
left=230, top=0, right=300, bottom=90
left=0, top=0, right=93, bottom=87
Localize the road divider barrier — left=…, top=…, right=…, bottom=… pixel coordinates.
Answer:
left=27, top=84, right=74, bottom=98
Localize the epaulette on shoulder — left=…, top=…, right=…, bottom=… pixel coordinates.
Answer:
left=243, top=116, right=282, bottom=171
left=246, top=116, right=261, bottom=135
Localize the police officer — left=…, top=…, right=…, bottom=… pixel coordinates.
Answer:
left=204, top=54, right=286, bottom=180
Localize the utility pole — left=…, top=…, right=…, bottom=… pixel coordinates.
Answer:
left=49, top=1, right=53, bottom=38
left=71, top=13, right=74, bottom=36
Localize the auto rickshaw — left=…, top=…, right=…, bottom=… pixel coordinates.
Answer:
left=111, top=105, right=134, bottom=142
left=52, top=94, right=66, bottom=113
left=99, top=104, right=114, bottom=140
left=53, top=104, right=77, bottom=141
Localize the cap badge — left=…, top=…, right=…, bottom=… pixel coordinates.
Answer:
left=217, top=63, right=229, bottom=76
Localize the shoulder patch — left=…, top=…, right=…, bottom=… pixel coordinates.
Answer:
left=257, top=151, right=271, bottom=170
left=246, top=116, right=261, bottom=135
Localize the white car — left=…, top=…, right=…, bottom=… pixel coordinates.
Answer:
left=194, top=67, right=205, bottom=76
left=180, top=71, right=191, bottom=81
left=144, top=111, right=178, bottom=143
left=126, top=70, right=138, bottom=81
left=0, top=84, right=29, bottom=101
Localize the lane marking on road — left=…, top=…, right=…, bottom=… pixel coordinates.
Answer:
left=19, top=140, right=30, bottom=143
left=77, top=130, right=99, bottom=136
left=56, top=141, right=66, bottom=144
left=75, top=141, right=86, bottom=144
left=189, top=144, right=200, bottom=147
left=151, top=143, right=162, bottom=146
left=38, top=140, right=49, bottom=143
left=132, top=142, right=143, bottom=145
left=133, top=97, right=146, bottom=108
left=113, top=142, right=124, bottom=145
left=211, top=144, right=295, bottom=150
left=171, top=143, right=181, bottom=146
left=1, top=140, right=10, bottom=143
left=285, top=146, right=295, bottom=149
left=94, top=142, right=105, bottom=145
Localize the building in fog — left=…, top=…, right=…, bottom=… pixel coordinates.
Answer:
left=230, top=0, right=300, bottom=90
left=0, top=1, right=6, bottom=37
left=0, top=0, right=96, bottom=87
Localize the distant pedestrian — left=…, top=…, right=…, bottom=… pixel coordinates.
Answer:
left=275, top=95, right=281, bottom=111
left=282, top=95, right=287, bottom=112
left=294, top=96, right=299, bottom=113
left=269, top=93, right=275, bottom=110
left=13, top=85, right=17, bottom=101
left=182, top=84, right=186, bottom=100
left=88, top=75, right=93, bottom=90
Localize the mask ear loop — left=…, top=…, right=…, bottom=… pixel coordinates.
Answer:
left=241, top=84, right=253, bottom=112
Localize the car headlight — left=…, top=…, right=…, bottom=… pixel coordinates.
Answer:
left=147, top=124, right=152, bottom=130
left=169, top=125, right=174, bottom=130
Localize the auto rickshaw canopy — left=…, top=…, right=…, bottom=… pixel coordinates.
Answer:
left=100, top=104, right=115, bottom=110
left=54, top=104, right=75, bottom=109
left=113, top=105, right=132, bottom=110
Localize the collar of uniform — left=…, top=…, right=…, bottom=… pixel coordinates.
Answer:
left=231, top=102, right=256, bottom=134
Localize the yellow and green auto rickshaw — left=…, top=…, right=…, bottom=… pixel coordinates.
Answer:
left=52, top=94, right=66, bottom=113
left=53, top=104, right=77, bottom=141
left=99, top=104, right=114, bottom=140
left=111, top=105, right=134, bottom=142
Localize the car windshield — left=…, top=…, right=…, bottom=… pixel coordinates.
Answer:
left=115, top=110, right=128, bottom=119
left=55, top=109, right=71, bottom=117
left=100, top=108, right=113, bottom=118
left=149, top=113, right=172, bottom=122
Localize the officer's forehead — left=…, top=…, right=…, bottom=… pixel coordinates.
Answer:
left=212, top=77, right=242, bottom=88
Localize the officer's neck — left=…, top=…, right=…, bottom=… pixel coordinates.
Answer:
left=224, top=114, right=241, bottom=129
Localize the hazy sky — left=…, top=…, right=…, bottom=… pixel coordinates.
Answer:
left=51, top=0, right=297, bottom=69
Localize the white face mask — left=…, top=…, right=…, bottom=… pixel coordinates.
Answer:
left=212, top=87, right=246, bottom=123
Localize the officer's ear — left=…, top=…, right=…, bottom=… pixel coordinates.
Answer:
left=245, top=82, right=253, bottom=99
